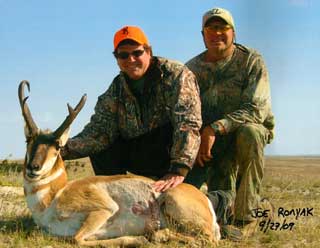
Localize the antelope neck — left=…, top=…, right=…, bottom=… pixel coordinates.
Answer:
left=24, top=155, right=67, bottom=191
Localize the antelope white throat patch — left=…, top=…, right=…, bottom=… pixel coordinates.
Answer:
left=26, top=187, right=50, bottom=211
left=25, top=167, right=64, bottom=189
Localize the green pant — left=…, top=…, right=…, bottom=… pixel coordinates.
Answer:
left=185, top=123, right=272, bottom=222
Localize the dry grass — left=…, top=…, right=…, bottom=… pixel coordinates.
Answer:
left=0, top=156, right=319, bottom=248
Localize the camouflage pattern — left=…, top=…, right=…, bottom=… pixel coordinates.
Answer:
left=185, top=44, right=275, bottom=222
left=186, top=43, right=274, bottom=138
left=206, top=123, right=271, bottom=221
left=65, top=56, right=202, bottom=175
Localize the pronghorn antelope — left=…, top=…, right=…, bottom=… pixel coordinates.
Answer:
left=19, top=80, right=220, bottom=247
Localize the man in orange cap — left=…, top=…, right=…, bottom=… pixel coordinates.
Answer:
left=62, top=25, right=202, bottom=192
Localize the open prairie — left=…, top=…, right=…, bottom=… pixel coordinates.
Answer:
left=0, top=156, right=319, bottom=247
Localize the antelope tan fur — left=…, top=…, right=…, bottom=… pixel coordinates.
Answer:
left=19, top=80, right=220, bottom=247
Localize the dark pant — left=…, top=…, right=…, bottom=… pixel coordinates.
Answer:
left=90, top=124, right=173, bottom=178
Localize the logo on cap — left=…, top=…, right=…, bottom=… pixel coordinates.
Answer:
left=122, top=27, right=129, bottom=35
left=212, top=9, right=222, bottom=15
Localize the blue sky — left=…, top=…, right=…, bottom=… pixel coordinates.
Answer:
left=1, top=0, right=319, bottom=159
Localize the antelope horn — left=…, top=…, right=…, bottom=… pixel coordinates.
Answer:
left=18, top=80, right=39, bottom=137
left=53, top=94, right=87, bottom=139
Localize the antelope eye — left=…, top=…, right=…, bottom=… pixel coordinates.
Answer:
left=54, top=140, right=61, bottom=150
left=25, top=136, right=32, bottom=143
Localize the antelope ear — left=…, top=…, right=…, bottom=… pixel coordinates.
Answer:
left=59, top=127, right=70, bottom=147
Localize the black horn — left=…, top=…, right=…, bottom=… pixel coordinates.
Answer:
left=18, top=80, right=39, bottom=137
left=53, top=94, right=87, bottom=139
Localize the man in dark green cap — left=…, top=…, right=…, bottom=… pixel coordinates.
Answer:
left=185, top=7, right=275, bottom=234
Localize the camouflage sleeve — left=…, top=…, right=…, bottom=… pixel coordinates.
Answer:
left=63, top=82, right=119, bottom=160
left=216, top=53, right=273, bottom=134
left=168, top=68, right=202, bottom=176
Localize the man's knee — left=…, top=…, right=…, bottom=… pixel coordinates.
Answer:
left=235, top=124, right=267, bottom=158
left=90, top=138, right=130, bottom=175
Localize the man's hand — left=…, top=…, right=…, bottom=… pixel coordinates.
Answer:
left=196, top=125, right=216, bottom=167
left=152, top=173, right=185, bottom=192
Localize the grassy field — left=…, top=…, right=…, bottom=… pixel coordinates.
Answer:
left=0, top=156, right=319, bottom=248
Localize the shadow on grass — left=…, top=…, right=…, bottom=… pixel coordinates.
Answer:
left=0, top=216, right=77, bottom=246
left=0, top=216, right=37, bottom=235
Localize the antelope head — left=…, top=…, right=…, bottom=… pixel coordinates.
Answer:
left=18, top=80, right=86, bottom=181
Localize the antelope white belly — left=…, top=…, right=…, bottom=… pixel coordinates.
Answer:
left=39, top=208, right=86, bottom=236
left=93, top=179, right=161, bottom=239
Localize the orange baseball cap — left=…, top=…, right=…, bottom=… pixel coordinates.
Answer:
left=113, top=26, right=149, bottom=50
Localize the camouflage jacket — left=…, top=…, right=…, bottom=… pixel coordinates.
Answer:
left=66, top=56, right=202, bottom=176
left=186, top=44, right=275, bottom=142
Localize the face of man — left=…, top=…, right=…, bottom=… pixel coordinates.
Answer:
left=203, top=17, right=234, bottom=56
left=115, top=44, right=151, bottom=80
